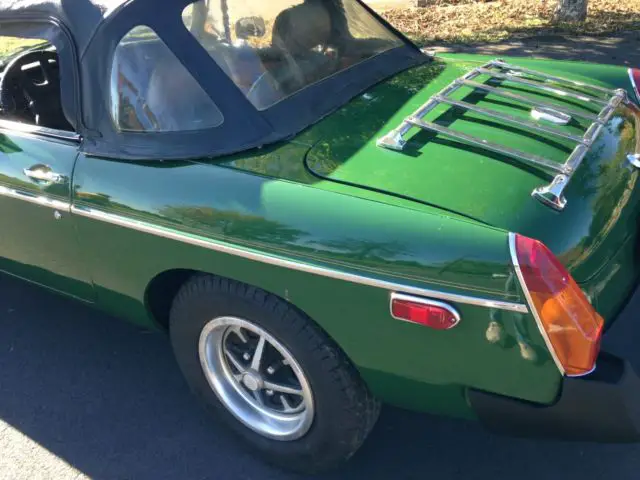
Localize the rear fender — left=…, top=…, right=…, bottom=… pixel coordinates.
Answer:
left=72, top=152, right=562, bottom=410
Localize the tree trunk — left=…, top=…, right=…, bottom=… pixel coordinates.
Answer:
left=554, top=0, right=588, bottom=22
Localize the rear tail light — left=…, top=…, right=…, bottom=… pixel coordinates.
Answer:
left=630, top=68, right=640, bottom=101
left=509, top=233, right=604, bottom=377
left=390, top=293, right=460, bottom=330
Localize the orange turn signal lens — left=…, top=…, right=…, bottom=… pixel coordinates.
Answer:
left=511, top=234, right=603, bottom=376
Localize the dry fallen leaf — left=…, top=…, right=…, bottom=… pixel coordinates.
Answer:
left=380, top=0, right=640, bottom=45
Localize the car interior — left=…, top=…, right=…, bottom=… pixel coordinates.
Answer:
left=198, top=1, right=401, bottom=104
left=0, top=46, right=74, bottom=132
left=111, top=2, right=345, bottom=130
left=111, top=0, right=403, bottom=131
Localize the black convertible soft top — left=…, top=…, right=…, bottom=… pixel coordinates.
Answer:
left=0, top=0, right=427, bottom=160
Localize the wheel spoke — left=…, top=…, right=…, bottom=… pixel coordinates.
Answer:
left=252, top=390, right=264, bottom=406
left=279, top=395, right=296, bottom=413
left=250, top=335, right=266, bottom=371
left=231, top=326, right=248, bottom=343
left=263, top=381, right=303, bottom=396
left=200, top=316, right=315, bottom=439
left=224, top=347, right=246, bottom=374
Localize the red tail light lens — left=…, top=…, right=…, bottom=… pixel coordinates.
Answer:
left=391, top=294, right=460, bottom=330
left=510, top=234, right=604, bottom=376
left=631, top=68, right=640, bottom=100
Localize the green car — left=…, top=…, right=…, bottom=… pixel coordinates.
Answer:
left=1, top=0, right=640, bottom=473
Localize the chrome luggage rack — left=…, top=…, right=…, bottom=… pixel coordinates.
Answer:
left=377, top=59, right=631, bottom=211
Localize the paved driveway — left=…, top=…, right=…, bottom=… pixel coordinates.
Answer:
left=431, top=31, right=640, bottom=68
left=1, top=272, right=639, bottom=480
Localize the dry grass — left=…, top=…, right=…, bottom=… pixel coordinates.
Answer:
left=380, top=0, right=640, bottom=45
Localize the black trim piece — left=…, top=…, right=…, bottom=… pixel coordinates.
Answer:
left=468, top=352, right=640, bottom=443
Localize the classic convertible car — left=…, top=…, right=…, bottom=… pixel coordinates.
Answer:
left=1, top=0, right=640, bottom=473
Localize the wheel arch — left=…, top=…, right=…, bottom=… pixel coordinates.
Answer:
left=144, top=267, right=342, bottom=346
left=144, top=268, right=198, bottom=330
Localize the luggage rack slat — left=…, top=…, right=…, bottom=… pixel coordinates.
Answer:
left=406, top=117, right=569, bottom=174
left=489, top=60, right=618, bottom=96
left=461, top=80, right=601, bottom=122
left=435, top=95, right=586, bottom=144
left=475, top=68, right=609, bottom=106
left=376, top=60, right=631, bottom=211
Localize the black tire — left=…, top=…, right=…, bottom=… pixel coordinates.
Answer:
left=169, top=274, right=381, bottom=474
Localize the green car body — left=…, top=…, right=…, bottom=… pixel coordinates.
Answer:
left=4, top=53, right=636, bottom=417
left=1, top=0, right=640, bottom=470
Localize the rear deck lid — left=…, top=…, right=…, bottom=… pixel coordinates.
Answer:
left=303, top=58, right=640, bottom=283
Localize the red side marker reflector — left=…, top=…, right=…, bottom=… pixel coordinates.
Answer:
left=391, top=294, right=460, bottom=330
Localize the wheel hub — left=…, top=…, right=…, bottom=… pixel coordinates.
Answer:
left=241, top=371, right=263, bottom=392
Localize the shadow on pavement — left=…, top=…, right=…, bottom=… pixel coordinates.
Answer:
left=0, top=273, right=638, bottom=480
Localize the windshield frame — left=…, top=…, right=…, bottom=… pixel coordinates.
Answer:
left=80, top=0, right=428, bottom=161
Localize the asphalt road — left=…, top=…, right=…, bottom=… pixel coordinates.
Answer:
left=1, top=273, right=640, bottom=480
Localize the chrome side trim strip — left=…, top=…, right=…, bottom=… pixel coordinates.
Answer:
left=390, top=292, right=461, bottom=329
left=0, top=119, right=81, bottom=142
left=0, top=185, right=70, bottom=211
left=71, top=205, right=528, bottom=313
left=508, top=233, right=565, bottom=375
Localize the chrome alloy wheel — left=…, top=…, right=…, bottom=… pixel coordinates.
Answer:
left=198, top=316, right=315, bottom=440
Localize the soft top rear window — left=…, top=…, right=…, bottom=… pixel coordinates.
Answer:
left=110, top=25, right=224, bottom=133
left=182, top=0, right=404, bottom=110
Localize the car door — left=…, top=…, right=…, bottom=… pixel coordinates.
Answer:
left=0, top=124, right=94, bottom=301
